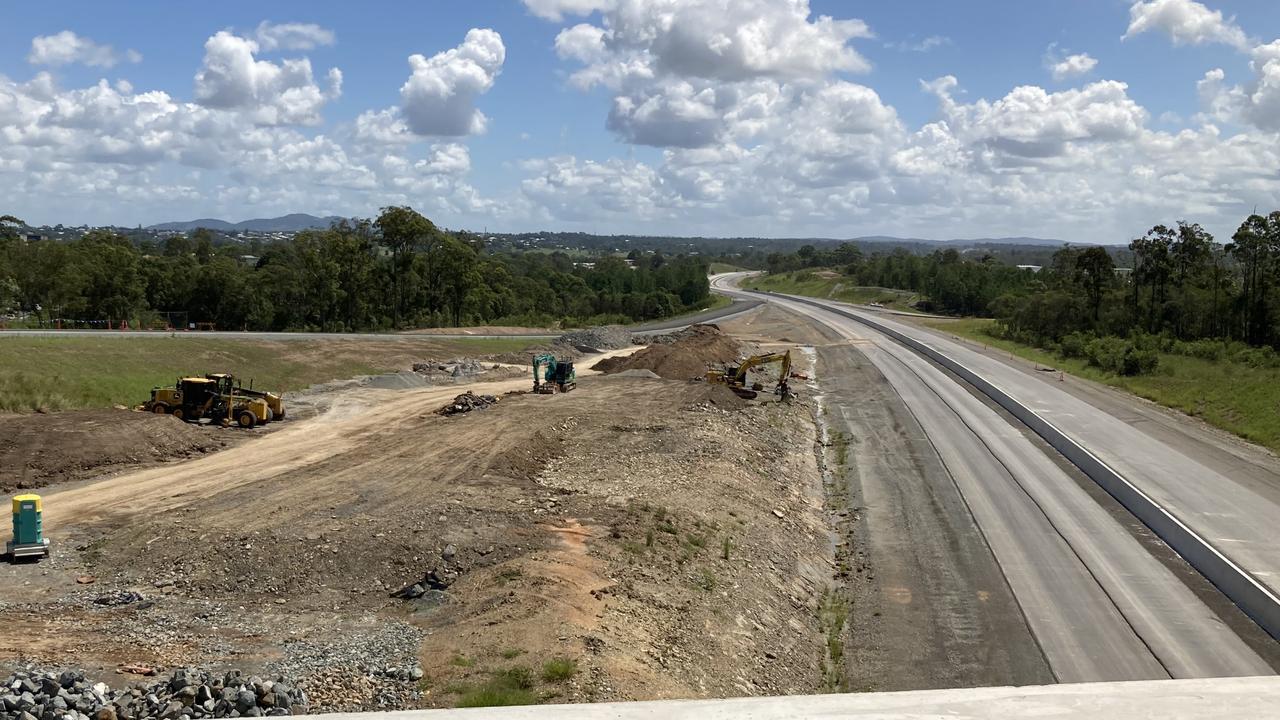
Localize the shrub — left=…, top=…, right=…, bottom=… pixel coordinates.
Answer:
left=1059, top=332, right=1090, bottom=359
left=1172, top=339, right=1225, bottom=361
left=541, top=657, right=578, bottom=683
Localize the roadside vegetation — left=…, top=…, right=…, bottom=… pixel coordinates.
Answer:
left=743, top=272, right=921, bottom=313
left=753, top=211, right=1280, bottom=452
left=0, top=335, right=529, bottom=412
left=0, top=208, right=711, bottom=333
left=922, top=318, right=1280, bottom=453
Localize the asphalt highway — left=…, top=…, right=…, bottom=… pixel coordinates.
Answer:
left=713, top=273, right=1273, bottom=681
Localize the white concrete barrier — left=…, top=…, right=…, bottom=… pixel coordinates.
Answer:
left=314, top=676, right=1280, bottom=719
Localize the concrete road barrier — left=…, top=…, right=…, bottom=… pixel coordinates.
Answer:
left=770, top=291, right=1280, bottom=642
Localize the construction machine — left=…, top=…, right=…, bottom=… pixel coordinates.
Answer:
left=532, top=354, right=576, bottom=394
left=143, top=374, right=276, bottom=428
left=707, top=350, right=795, bottom=400
left=206, top=373, right=285, bottom=420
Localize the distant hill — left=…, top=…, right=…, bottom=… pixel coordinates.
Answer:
left=147, top=213, right=344, bottom=232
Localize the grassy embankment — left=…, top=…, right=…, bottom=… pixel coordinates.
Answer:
left=921, top=317, right=1280, bottom=454
left=0, top=335, right=531, bottom=413
left=708, top=262, right=748, bottom=274
left=742, top=270, right=921, bottom=313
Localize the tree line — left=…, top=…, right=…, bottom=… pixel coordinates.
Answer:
left=0, top=208, right=711, bottom=331
left=766, top=212, right=1280, bottom=375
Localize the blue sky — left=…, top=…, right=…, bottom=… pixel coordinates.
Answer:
left=1, top=1, right=1278, bottom=241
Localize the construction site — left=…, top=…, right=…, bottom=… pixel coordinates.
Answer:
left=6, top=283, right=1280, bottom=718
left=0, top=307, right=860, bottom=714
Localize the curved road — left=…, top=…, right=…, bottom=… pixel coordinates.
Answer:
left=712, top=273, right=1273, bottom=681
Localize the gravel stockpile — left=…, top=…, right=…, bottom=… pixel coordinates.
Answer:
left=554, top=326, right=635, bottom=352
left=0, top=668, right=307, bottom=720
left=269, top=622, right=425, bottom=713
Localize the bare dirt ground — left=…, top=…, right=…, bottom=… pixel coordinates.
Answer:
left=0, top=410, right=240, bottom=493
left=0, top=333, right=834, bottom=711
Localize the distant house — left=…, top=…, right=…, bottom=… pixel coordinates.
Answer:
left=239, top=255, right=259, bottom=265
left=1016, top=264, right=1042, bottom=272
left=1114, top=267, right=1134, bottom=277
left=25, top=233, right=45, bottom=242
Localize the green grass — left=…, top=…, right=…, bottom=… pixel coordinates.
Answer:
left=921, top=318, right=1280, bottom=453
left=743, top=271, right=922, bottom=313
left=0, top=335, right=532, bottom=412
left=540, top=657, right=578, bottom=683
left=817, top=589, right=849, bottom=692
left=454, top=682, right=537, bottom=708
left=708, top=262, right=748, bottom=274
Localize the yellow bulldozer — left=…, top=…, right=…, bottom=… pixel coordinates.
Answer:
left=143, top=373, right=283, bottom=428
left=706, top=350, right=795, bottom=400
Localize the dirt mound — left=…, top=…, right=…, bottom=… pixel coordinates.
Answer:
left=0, top=409, right=235, bottom=492
left=593, top=324, right=741, bottom=380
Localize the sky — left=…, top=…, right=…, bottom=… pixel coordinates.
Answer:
left=1, top=0, right=1278, bottom=243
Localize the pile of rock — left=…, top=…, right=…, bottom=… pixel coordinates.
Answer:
left=411, top=358, right=490, bottom=379
left=437, top=391, right=499, bottom=416
left=556, top=326, right=635, bottom=353
left=0, top=668, right=307, bottom=720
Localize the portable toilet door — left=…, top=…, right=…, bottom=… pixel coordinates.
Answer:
left=12, top=495, right=41, bottom=545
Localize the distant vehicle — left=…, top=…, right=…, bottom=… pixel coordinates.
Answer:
left=532, top=354, right=576, bottom=393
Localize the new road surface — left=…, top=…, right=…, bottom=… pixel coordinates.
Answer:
left=712, top=272, right=1277, bottom=682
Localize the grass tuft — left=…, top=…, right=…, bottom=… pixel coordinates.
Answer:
left=540, top=657, right=578, bottom=683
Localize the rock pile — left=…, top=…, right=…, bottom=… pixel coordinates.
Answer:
left=437, top=391, right=499, bottom=416
left=555, top=326, right=635, bottom=352
left=411, top=358, right=490, bottom=379
left=0, top=668, right=307, bottom=720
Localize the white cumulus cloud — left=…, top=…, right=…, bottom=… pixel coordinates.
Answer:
left=193, top=30, right=341, bottom=126
left=399, top=28, right=505, bottom=137
left=1048, top=51, right=1099, bottom=82
left=28, top=31, right=140, bottom=68
left=1124, top=0, right=1249, bottom=50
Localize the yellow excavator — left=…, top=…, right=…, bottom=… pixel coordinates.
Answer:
left=706, top=350, right=795, bottom=400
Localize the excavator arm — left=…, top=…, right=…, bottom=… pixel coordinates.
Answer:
left=732, top=351, right=792, bottom=384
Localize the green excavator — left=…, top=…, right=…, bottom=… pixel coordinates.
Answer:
left=532, top=354, right=576, bottom=394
